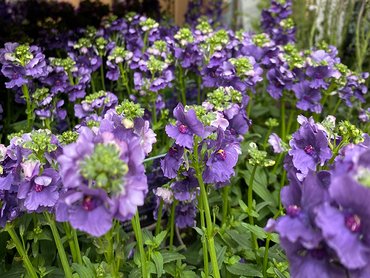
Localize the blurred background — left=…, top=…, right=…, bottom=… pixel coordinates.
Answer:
left=0, top=0, right=369, bottom=75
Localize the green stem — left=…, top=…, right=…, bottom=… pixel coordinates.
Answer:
left=63, top=223, right=77, bottom=264
left=280, top=96, right=286, bottom=141
left=105, top=228, right=119, bottom=278
left=199, top=196, right=209, bottom=277
left=331, top=98, right=341, bottom=116
left=221, top=186, right=230, bottom=226
left=155, top=199, right=164, bottom=236
left=168, top=200, right=178, bottom=250
left=247, top=165, right=259, bottom=256
left=132, top=211, right=148, bottom=278
left=143, top=153, right=166, bottom=163
left=262, top=127, right=272, bottom=150
left=5, top=224, right=38, bottom=278
left=21, top=84, right=33, bottom=130
left=178, top=66, right=186, bottom=105
left=72, top=228, right=82, bottom=265
left=193, top=138, right=220, bottom=278
left=262, top=237, right=271, bottom=278
left=100, top=59, right=106, bottom=91
left=247, top=91, right=253, bottom=118
left=44, top=213, right=73, bottom=278
left=197, top=75, right=202, bottom=104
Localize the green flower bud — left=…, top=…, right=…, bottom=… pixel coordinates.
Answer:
left=80, top=143, right=128, bottom=194
left=116, top=100, right=144, bottom=120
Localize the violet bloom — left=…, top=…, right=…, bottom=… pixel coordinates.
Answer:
left=203, top=129, right=240, bottom=184
left=57, top=186, right=113, bottom=237
left=267, top=170, right=329, bottom=249
left=57, top=118, right=149, bottom=235
left=292, top=81, right=322, bottom=113
left=74, top=91, right=118, bottom=119
left=171, top=170, right=199, bottom=202
left=288, top=116, right=331, bottom=179
left=315, top=149, right=370, bottom=270
left=165, top=103, right=205, bottom=149
left=175, top=202, right=197, bottom=229
left=18, top=161, right=60, bottom=211
left=268, top=133, right=284, bottom=153
left=280, top=239, right=347, bottom=278
left=160, top=144, right=184, bottom=179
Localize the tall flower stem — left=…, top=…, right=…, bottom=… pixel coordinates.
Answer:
left=247, top=165, right=259, bottom=257
left=5, top=223, right=38, bottom=278
left=193, top=139, right=220, bottom=278
left=168, top=200, right=178, bottom=250
left=262, top=236, right=271, bottom=277
left=178, top=66, right=187, bottom=105
left=21, top=84, right=33, bottom=130
left=247, top=91, right=253, bottom=118
left=155, top=199, right=164, bottom=236
left=222, top=186, right=230, bottom=226
left=100, top=59, right=106, bottom=91
left=131, top=211, right=148, bottom=278
left=199, top=197, right=209, bottom=277
left=63, top=223, right=78, bottom=264
left=280, top=96, right=286, bottom=141
left=105, top=227, right=119, bottom=278
left=44, top=213, right=73, bottom=278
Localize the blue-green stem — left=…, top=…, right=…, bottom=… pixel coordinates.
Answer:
left=21, top=84, right=33, bottom=130
left=131, top=211, right=148, bottom=278
left=44, top=213, right=73, bottom=278
left=143, top=153, right=166, bottom=163
left=5, top=223, right=38, bottom=278
left=193, top=138, right=221, bottom=278
left=247, top=165, right=259, bottom=259
left=198, top=196, right=209, bottom=277
left=155, top=199, right=164, bottom=236
left=197, top=75, right=202, bottom=104
left=72, top=228, right=82, bottom=265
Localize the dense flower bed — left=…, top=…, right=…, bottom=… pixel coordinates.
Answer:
left=0, top=0, right=369, bottom=277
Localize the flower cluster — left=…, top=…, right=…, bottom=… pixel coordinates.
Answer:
left=268, top=116, right=370, bottom=276
left=0, top=130, right=62, bottom=226
left=56, top=110, right=155, bottom=236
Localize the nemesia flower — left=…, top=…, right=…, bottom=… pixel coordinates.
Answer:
left=288, top=116, right=331, bottom=179
left=165, top=103, right=205, bottom=149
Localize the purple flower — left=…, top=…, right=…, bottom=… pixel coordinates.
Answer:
left=315, top=150, right=370, bottom=269
left=160, top=144, right=184, bottom=179
left=292, top=81, right=322, bottom=113
left=171, top=170, right=199, bottom=202
left=288, top=116, right=331, bottom=179
left=268, top=133, right=284, bottom=153
left=165, top=103, right=205, bottom=149
left=175, top=202, right=197, bottom=229
left=203, top=129, right=240, bottom=183
left=280, top=239, right=347, bottom=278
left=18, top=162, right=60, bottom=212
left=57, top=186, right=113, bottom=237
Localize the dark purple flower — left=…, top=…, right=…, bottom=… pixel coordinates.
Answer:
left=160, top=144, right=184, bottom=179
left=288, top=116, right=331, bottom=179
left=175, top=201, right=197, bottom=229
left=203, top=129, right=240, bottom=184
left=171, top=170, right=199, bottom=202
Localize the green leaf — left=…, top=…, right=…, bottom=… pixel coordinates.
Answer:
left=273, top=267, right=289, bottom=278
left=193, top=227, right=204, bottom=236
left=151, top=251, right=164, bottom=277
left=226, top=263, right=263, bottom=277
left=72, top=263, right=95, bottom=278
left=216, top=246, right=227, bottom=267
left=181, top=270, right=198, bottom=278
left=241, top=223, right=267, bottom=239
left=161, top=251, right=186, bottom=264
left=154, top=231, right=167, bottom=246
